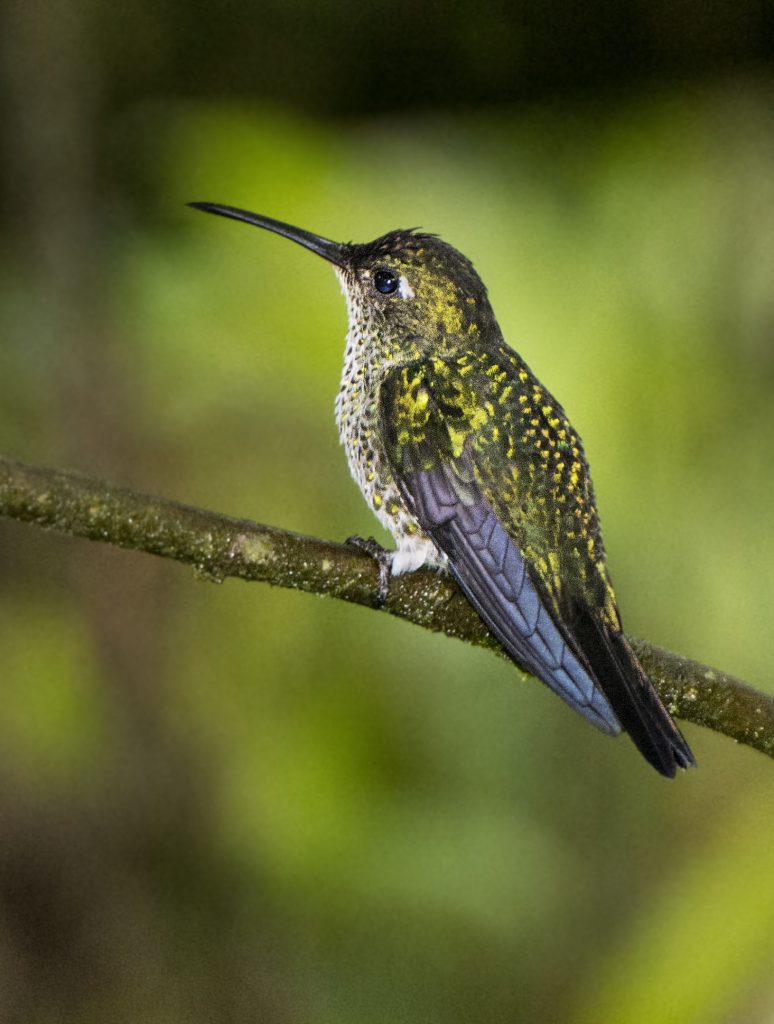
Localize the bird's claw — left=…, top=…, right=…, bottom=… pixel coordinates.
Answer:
left=346, top=535, right=392, bottom=606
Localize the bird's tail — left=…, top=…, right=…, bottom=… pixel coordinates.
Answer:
left=572, top=604, right=695, bottom=777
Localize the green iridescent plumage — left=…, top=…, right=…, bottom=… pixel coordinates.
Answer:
left=380, top=349, right=619, bottom=631
left=190, top=202, right=695, bottom=777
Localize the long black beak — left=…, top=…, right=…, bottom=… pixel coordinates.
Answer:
left=188, top=202, right=349, bottom=269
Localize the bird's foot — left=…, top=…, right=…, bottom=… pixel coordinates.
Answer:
left=346, top=535, right=392, bottom=606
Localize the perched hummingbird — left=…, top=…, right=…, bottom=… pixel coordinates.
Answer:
left=190, top=202, right=695, bottom=778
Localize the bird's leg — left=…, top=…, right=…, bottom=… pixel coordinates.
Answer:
left=346, top=535, right=392, bottom=606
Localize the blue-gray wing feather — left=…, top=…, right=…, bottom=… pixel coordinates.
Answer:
left=403, top=457, right=620, bottom=735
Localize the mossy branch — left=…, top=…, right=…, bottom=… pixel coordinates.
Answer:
left=1, top=454, right=772, bottom=762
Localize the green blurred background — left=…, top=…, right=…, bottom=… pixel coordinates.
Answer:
left=2, top=2, right=774, bottom=1021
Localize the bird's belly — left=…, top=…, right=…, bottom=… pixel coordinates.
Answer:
left=335, top=382, right=446, bottom=574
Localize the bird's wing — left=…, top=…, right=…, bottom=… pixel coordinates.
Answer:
left=378, top=353, right=695, bottom=775
left=378, top=355, right=620, bottom=735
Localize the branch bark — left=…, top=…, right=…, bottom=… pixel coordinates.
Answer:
left=1, top=454, right=772, bottom=761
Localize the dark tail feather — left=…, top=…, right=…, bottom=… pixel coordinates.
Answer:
left=571, top=605, right=695, bottom=777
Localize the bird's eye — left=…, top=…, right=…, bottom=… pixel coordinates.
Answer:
left=373, top=268, right=399, bottom=295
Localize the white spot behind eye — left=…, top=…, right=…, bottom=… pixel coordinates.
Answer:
left=398, top=276, right=414, bottom=299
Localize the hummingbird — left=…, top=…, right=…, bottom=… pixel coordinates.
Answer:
left=190, top=201, right=695, bottom=778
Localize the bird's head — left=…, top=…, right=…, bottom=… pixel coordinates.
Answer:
left=189, top=203, right=497, bottom=358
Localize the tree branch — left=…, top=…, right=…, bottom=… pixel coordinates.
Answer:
left=1, top=454, right=772, bottom=761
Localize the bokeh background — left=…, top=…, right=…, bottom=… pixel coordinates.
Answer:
left=2, top=2, right=774, bottom=1021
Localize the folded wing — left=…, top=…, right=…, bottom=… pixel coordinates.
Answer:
left=379, top=358, right=695, bottom=776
